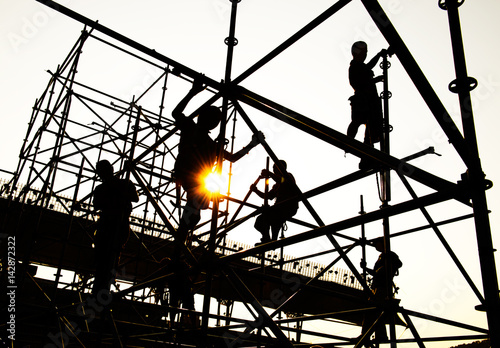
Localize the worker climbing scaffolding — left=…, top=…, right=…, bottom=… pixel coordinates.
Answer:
left=171, top=78, right=265, bottom=249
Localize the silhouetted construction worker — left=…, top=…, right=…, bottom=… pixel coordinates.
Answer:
left=251, top=160, right=299, bottom=243
left=369, top=237, right=402, bottom=300
left=172, top=79, right=264, bottom=246
left=360, top=237, right=402, bottom=344
left=347, top=41, right=387, bottom=169
left=92, top=160, right=138, bottom=296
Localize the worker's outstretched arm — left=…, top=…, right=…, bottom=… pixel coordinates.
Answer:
left=224, top=131, right=265, bottom=163
left=172, top=79, right=205, bottom=121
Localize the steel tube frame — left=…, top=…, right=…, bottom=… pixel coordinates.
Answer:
left=36, top=0, right=466, bottom=199
left=25, top=0, right=496, bottom=346
left=359, top=0, right=472, bottom=167
left=222, top=187, right=459, bottom=263
left=234, top=86, right=463, bottom=198
left=443, top=0, right=500, bottom=344
left=397, top=171, right=485, bottom=304
left=232, top=0, right=352, bottom=85
left=201, top=0, right=239, bottom=336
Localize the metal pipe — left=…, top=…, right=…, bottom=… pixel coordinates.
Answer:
left=444, top=0, right=500, bottom=343
left=202, top=0, right=240, bottom=336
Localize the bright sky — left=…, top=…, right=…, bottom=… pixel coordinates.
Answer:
left=1, top=0, right=500, bottom=346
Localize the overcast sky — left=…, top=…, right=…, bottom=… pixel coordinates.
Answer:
left=1, top=0, right=500, bottom=346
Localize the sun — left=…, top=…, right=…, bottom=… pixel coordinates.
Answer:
left=203, top=171, right=223, bottom=194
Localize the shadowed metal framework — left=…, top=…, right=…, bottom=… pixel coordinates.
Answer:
left=1, top=0, right=498, bottom=346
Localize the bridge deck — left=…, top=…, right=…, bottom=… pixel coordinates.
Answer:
left=1, top=196, right=381, bottom=346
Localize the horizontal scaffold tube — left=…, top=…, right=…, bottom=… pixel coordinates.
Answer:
left=221, top=187, right=459, bottom=263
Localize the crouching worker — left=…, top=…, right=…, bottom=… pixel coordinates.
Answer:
left=250, top=160, right=299, bottom=244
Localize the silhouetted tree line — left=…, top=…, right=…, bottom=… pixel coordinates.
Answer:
left=450, top=340, right=489, bottom=348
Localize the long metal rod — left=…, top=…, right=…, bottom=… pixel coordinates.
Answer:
left=404, top=307, right=489, bottom=334
left=379, top=51, right=397, bottom=348
left=392, top=213, right=475, bottom=238
left=400, top=309, right=426, bottom=348
left=201, top=0, right=239, bottom=336
left=444, top=0, right=500, bottom=343
left=52, top=158, right=84, bottom=297
left=381, top=52, right=391, bottom=202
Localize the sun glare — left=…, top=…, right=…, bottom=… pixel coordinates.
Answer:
left=204, top=171, right=223, bottom=194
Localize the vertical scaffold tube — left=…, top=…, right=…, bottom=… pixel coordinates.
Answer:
left=444, top=0, right=500, bottom=345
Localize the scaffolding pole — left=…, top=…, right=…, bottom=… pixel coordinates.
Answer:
left=443, top=0, right=500, bottom=344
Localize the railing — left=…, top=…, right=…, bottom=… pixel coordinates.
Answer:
left=1, top=178, right=363, bottom=290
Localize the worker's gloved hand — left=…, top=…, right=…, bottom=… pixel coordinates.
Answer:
left=250, top=131, right=265, bottom=146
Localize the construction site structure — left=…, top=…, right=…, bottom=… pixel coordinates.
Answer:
left=1, top=0, right=498, bottom=347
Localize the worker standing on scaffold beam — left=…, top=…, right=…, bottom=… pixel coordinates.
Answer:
left=172, top=78, right=264, bottom=249
left=347, top=41, right=391, bottom=170
left=92, top=159, right=139, bottom=297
